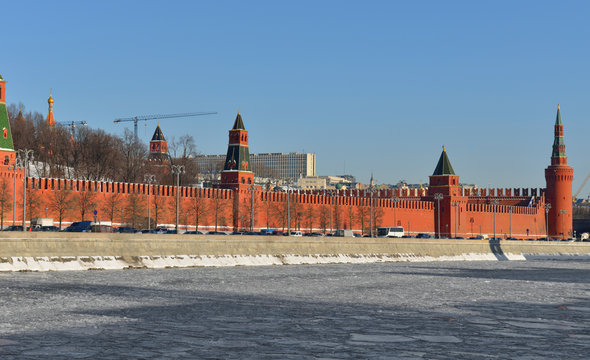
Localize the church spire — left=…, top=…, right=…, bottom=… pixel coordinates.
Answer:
left=46, top=91, right=55, bottom=127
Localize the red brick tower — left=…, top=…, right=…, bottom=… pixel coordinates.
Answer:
left=429, top=146, right=463, bottom=238
left=146, top=124, right=171, bottom=182
left=221, top=110, right=254, bottom=190
left=545, top=105, right=573, bottom=238
left=0, top=73, right=16, bottom=166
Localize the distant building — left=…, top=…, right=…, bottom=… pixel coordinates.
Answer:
left=197, top=152, right=316, bottom=181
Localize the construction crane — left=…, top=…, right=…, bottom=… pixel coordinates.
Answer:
left=574, top=172, right=590, bottom=202
left=58, top=121, right=88, bottom=138
left=113, top=112, right=217, bottom=140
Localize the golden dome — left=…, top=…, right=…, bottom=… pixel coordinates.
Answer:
left=48, top=95, right=54, bottom=104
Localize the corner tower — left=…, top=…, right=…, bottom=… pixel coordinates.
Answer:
left=545, top=105, right=573, bottom=238
left=0, top=74, right=15, bottom=166
left=221, top=110, right=254, bottom=189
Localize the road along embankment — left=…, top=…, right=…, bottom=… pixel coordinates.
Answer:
left=1, top=233, right=589, bottom=271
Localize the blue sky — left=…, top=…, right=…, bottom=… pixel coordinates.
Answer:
left=3, top=1, right=590, bottom=195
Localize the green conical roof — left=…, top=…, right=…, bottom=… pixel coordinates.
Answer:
left=151, top=125, right=166, bottom=141
left=232, top=110, right=245, bottom=130
left=432, top=146, right=455, bottom=176
left=0, top=74, right=4, bottom=81
left=555, top=104, right=562, bottom=125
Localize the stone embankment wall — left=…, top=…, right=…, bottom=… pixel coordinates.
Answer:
left=1, top=233, right=589, bottom=271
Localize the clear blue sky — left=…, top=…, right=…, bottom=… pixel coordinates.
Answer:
left=3, top=1, right=590, bottom=195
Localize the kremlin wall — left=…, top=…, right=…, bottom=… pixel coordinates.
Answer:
left=0, top=74, right=574, bottom=239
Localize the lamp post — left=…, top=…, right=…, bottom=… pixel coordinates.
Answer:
left=434, top=193, right=443, bottom=239
left=369, top=187, right=376, bottom=237
left=17, top=149, right=34, bottom=232
left=250, top=184, right=255, bottom=232
left=144, top=174, right=156, bottom=230
left=287, top=185, right=291, bottom=235
left=560, top=209, right=567, bottom=240
left=185, top=212, right=189, bottom=232
left=508, top=206, right=513, bottom=239
left=9, top=157, right=23, bottom=226
left=452, top=201, right=460, bottom=238
left=171, top=165, right=185, bottom=232
left=491, top=199, right=499, bottom=240
left=392, top=195, right=400, bottom=227
left=544, top=203, right=551, bottom=240
left=329, top=190, right=334, bottom=234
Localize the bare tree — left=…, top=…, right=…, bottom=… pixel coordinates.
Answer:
left=211, top=193, right=227, bottom=232
left=76, top=191, right=97, bottom=221
left=125, top=193, right=146, bottom=229
left=357, top=205, right=370, bottom=235
left=118, top=129, right=147, bottom=183
left=190, top=191, right=208, bottom=231
left=102, top=192, right=122, bottom=223
left=0, top=178, right=12, bottom=229
left=305, top=204, right=315, bottom=233
left=50, top=188, right=73, bottom=229
left=318, top=205, right=330, bottom=234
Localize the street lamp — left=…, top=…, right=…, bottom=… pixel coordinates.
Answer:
left=452, top=201, right=460, bottom=238
left=508, top=206, right=513, bottom=239
left=560, top=209, right=567, bottom=240
left=392, top=195, right=400, bottom=227
left=171, top=165, right=185, bottom=232
left=491, top=199, right=499, bottom=240
left=544, top=203, right=551, bottom=240
left=434, top=193, right=443, bottom=238
left=286, top=180, right=291, bottom=235
left=369, top=187, right=376, bottom=237
left=17, top=149, right=34, bottom=232
left=249, top=184, right=255, bottom=232
left=8, top=157, right=23, bottom=226
left=144, top=174, right=156, bottom=230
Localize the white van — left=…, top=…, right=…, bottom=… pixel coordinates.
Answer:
left=377, top=227, right=404, bottom=238
left=289, top=231, right=303, bottom=237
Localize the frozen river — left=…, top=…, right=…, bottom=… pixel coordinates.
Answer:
left=1, top=259, right=589, bottom=359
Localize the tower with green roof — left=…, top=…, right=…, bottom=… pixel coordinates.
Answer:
left=429, top=146, right=463, bottom=238
left=221, top=109, right=254, bottom=190
left=0, top=74, right=15, bottom=152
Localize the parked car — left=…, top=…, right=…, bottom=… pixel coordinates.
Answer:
left=206, top=231, right=227, bottom=235
left=416, top=233, right=432, bottom=239
left=116, top=226, right=138, bottom=233
left=230, top=231, right=245, bottom=235
left=63, top=221, right=92, bottom=232
left=184, top=230, right=205, bottom=235
left=288, top=231, right=303, bottom=237
left=304, top=232, right=324, bottom=237
left=3, top=225, right=26, bottom=231
left=33, top=226, right=61, bottom=232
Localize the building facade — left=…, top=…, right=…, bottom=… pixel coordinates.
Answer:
left=197, top=152, right=316, bottom=180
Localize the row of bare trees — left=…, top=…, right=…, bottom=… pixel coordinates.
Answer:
left=7, top=104, right=200, bottom=186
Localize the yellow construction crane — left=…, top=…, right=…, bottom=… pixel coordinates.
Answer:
left=113, top=112, right=217, bottom=140
left=574, top=173, right=590, bottom=202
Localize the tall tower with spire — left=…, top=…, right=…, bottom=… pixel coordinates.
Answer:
left=221, top=110, right=254, bottom=190
left=0, top=74, right=15, bottom=165
left=47, top=92, right=55, bottom=127
left=545, top=105, right=573, bottom=238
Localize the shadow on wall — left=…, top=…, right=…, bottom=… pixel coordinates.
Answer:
left=488, top=239, right=507, bottom=261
